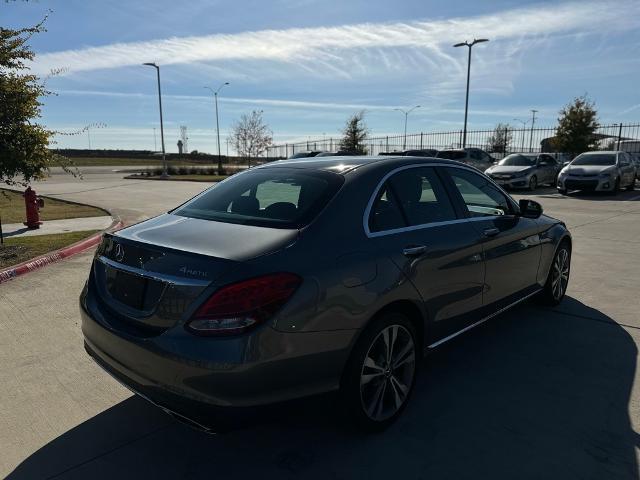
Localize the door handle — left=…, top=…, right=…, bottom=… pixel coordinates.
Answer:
left=483, top=228, right=500, bottom=237
left=403, top=245, right=427, bottom=257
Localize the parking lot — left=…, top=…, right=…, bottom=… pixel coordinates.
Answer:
left=1, top=169, right=640, bottom=479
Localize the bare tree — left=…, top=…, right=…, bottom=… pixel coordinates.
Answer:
left=231, top=110, right=272, bottom=168
left=486, top=123, right=513, bottom=154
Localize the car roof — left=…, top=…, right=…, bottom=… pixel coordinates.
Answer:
left=255, top=155, right=468, bottom=175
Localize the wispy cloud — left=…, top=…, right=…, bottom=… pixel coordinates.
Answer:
left=32, top=1, right=640, bottom=77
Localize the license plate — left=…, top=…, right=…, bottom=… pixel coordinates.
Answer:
left=109, top=270, right=148, bottom=309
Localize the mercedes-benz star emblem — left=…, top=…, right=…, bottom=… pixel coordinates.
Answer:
left=114, top=243, right=125, bottom=262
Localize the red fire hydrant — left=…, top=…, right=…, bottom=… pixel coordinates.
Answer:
left=23, top=186, right=44, bottom=229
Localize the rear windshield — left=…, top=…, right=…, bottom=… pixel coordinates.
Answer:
left=571, top=154, right=616, bottom=166
left=436, top=151, right=466, bottom=160
left=173, top=168, right=343, bottom=228
left=498, top=154, right=536, bottom=166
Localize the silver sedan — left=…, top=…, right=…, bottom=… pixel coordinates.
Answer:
left=484, top=153, right=559, bottom=190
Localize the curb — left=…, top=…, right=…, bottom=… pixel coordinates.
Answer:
left=0, top=217, right=123, bottom=285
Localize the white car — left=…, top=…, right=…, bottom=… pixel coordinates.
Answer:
left=557, top=151, right=636, bottom=195
left=485, top=153, right=559, bottom=190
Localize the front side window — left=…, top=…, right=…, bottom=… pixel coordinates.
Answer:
left=368, top=167, right=456, bottom=233
left=173, top=168, right=343, bottom=228
left=444, top=168, right=513, bottom=217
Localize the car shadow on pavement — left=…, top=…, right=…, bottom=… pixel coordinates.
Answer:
left=8, top=297, right=639, bottom=480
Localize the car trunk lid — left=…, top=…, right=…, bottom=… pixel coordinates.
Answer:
left=91, top=214, right=298, bottom=333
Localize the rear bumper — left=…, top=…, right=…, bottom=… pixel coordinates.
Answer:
left=80, top=290, right=356, bottom=428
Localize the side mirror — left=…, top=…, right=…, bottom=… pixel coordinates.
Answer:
left=563, top=161, right=571, bottom=167
left=518, top=199, right=543, bottom=219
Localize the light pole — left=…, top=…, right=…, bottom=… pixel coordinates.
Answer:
left=394, top=105, right=420, bottom=150
left=205, top=82, right=229, bottom=175
left=529, top=109, right=538, bottom=152
left=513, top=118, right=529, bottom=151
left=85, top=122, right=106, bottom=150
left=153, top=127, right=157, bottom=152
left=453, top=38, right=489, bottom=149
left=143, top=62, right=167, bottom=177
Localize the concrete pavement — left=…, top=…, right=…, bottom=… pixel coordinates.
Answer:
left=1, top=171, right=640, bottom=479
left=2, top=216, right=113, bottom=238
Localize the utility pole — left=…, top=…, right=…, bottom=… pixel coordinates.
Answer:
left=529, top=109, right=538, bottom=152
left=453, top=38, right=489, bottom=149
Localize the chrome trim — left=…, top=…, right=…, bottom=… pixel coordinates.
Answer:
left=98, top=256, right=211, bottom=287
left=363, top=162, right=518, bottom=238
left=425, top=288, right=542, bottom=350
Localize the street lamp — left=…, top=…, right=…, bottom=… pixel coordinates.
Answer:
left=453, top=38, right=489, bottom=149
left=394, top=105, right=420, bottom=150
left=204, top=82, right=229, bottom=175
left=143, top=62, right=167, bottom=177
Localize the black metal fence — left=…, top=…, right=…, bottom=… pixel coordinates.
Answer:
left=264, top=123, right=640, bottom=159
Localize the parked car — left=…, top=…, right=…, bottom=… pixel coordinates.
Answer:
left=316, top=150, right=362, bottom=157
left=557, top=151, right=636, bottom=195
left=435, top=147, right=494, bottom=171
left=484, top=153, right=560, bottom=190
left=402, top=149, right=439, bottom=157
left=288, top=150, right=324, bottom=159
left=630, top=153, right=640, bottom=180
left=81, top=156, right=572, bottom=432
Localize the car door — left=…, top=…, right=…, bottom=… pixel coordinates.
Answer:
left=365, top=165, right=485, bottom=341
left=538, top=155, right=557, bottom=184
left=439, top=166, right=542, bottom=308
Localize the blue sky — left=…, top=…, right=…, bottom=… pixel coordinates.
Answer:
left=5, top=0, right=640, bottom=153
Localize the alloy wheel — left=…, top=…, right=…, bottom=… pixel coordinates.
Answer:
left=359, top=325, right=416, bottom=422
left=551, top=248, right=570, bottom=300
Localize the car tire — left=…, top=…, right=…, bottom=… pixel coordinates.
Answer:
left=626, top=180, right=634, bottom=191
left=538, top=241, right=571, bottom=306
left=558, top=188, right=567, bottom=195
left=341, top=311, right=418, bottom=432
left=528, top=175, right=537, bottom=191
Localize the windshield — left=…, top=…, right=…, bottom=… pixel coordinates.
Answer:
left=571, top=153, right=616, bottom=166
left=436, top=151, right=466, bottom=160
left=173, top=168, right=343, bottom=228
left=498, top=154, right=536, bottom=166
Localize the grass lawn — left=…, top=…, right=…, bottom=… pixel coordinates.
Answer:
left=0, top=230, right=99, bottom=269
left=0, top=189, right=107, bottom=224
left=68, top=157, right=200, bottom=167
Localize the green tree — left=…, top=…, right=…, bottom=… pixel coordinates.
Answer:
left=552, top=95, right=599, bottom=156
left=0, top=15, right=72, bottom=186
left=486, top=123, right=513, bottom=154
left=339, top=111, right=368, bottom=154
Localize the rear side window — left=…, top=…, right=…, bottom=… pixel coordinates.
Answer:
left=436, top=151, right=467, bottom=160
left=174, top=168, right=343, bottom=228
left=368, top=167, right=456, bottom=233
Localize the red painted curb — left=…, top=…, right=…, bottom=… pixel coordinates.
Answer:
left=0, top=219, right=123, bottom=285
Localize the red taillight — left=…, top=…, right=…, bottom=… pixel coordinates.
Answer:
left=186, top=272, right=302, bottom=336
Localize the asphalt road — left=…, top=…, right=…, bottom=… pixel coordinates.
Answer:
left=1, top=168, right=640, bottom=479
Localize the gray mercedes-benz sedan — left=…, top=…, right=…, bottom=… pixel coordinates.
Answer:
left=81, top=156, right=572, bottom=431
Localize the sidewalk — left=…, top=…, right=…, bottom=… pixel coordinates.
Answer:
left=1, top=216, right=113, bottom=238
